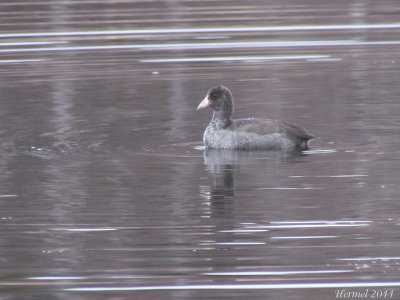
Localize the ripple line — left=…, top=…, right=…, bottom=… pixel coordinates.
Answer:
left=65, top=281, right=400, bottom=291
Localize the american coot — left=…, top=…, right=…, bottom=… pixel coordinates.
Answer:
left=197, top=86, right=314, bottom=150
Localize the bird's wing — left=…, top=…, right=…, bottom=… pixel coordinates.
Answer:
left=230, top=118, right=283, bottom=135
left=232, top=118, right=314, bottom=141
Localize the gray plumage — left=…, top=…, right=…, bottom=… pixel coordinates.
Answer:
left=197, top=86, right=314, bottom=150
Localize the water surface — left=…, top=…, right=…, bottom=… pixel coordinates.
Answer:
left=1, top=1, right=400, bottom=299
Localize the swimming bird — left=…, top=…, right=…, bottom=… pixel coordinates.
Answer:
left=197, top=86, right=314, bottom=150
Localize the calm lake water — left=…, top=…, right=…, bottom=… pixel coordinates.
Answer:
left=1, top=1, right=400, bottom=299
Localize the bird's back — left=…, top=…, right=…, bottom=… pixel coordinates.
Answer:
left=227, top=117, right=314, bottom=149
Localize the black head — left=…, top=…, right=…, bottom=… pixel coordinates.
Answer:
left=197, top=86, right=234, bottom=119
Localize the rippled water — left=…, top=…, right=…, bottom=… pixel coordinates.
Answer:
left=1, top=1, right=400, bottom=299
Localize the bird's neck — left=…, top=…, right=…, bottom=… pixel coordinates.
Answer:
left=211, top=110, right=232, bottom=129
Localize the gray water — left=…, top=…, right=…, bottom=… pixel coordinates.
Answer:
left=1, top=1, right=400, bottom=299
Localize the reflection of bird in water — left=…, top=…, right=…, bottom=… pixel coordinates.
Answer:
left=203, top=149, right=306, bottom=203
left=197, top=86, right=314, bottom=150
left=201, top=149, right=308, bottom=248
left=202, top=149, right=236, bottom=230
left=204, top=149, right=235, bottom=202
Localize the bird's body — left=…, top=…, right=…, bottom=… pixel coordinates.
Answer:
left=197, top=86, right=314, bottom=150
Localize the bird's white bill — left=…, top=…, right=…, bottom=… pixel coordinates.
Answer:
left=197, top=96, right=210, bottom=110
